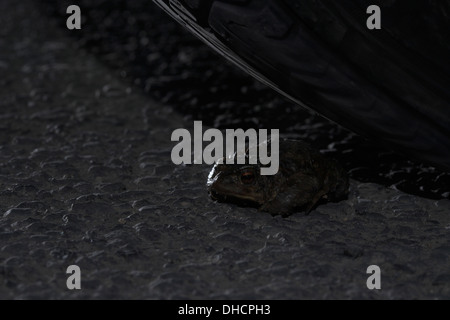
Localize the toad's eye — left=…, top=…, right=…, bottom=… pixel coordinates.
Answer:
left=240, top=171, right=255, bottom=185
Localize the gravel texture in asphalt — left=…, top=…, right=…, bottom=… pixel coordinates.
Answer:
left=0, top=0, right=449, bottom=299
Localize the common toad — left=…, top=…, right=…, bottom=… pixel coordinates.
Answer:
left=207, top=139, right=349, bottom=216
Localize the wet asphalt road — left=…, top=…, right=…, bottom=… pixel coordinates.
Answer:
left=1, top=0, right=450, bottom=299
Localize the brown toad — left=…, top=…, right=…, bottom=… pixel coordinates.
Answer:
left=207, top=139, right=349, bottom=216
